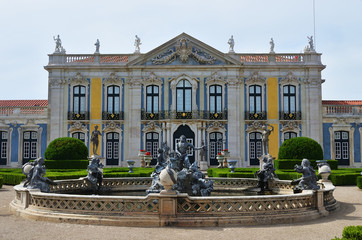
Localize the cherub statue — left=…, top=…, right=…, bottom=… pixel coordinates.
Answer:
left=23, top=157, right=55, bottom=193
left=86, top=156, right=104, bottom=191
left=293, top=158, right=320, bottom=190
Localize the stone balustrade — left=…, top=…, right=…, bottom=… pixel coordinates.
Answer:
left=323, top=104, right=362, bottom=116
left=0, top=106, right=47, bottom=117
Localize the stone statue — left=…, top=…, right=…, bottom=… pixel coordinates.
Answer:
left=90, top=126, right=101, bottom=155
left=199, top=140, right=206, bottom=162
left=227, top=35, right=235, bottom=53
left=86, top=156, right=104, bottom=191
left=176, top=135, right=204, bottom=169
left=255, top=156, right=278, bottom=192
left=293, top=158, right=320, bottom=191
left=22, top=157, right=55, bottom=193
left=53, top=35, right=65, bottom=53
left=94, top=39, right=100, bottom=54
left=308, top=36, right=315, bottom=51
left=134, top=35, right=141, bottom=53
left=270, top=38, right=275, bottom=53
left=261, top=125, right=274, bottom=155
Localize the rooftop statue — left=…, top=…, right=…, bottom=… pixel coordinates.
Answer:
left=270, top=37, right=275, bottom=53
left=94, top=39, right=100, bottom=54
left=134, top=35, right=141, bottom=53
left=53, top=35, right=66, bottom=53
left=228, top=35, right=235, bottom=53
left=308, top=36, right=315, bottom=51
left=22, top=157, right=55, bottom=193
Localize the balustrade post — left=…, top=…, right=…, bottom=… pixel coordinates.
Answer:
left=314, top=190, right=328, bottom=216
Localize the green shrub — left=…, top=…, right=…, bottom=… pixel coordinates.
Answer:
left=275, top=159, right=338, bottom=170
left=330, top=173, right=361, bottom=186
left=227, top=172, right=255, bottom=178
left=45, top=159, right=89, bottom=169
left=0, top=173, right=25, bottom=185
left=278, top=137, right=323, bottom=160
left=332, top=225, right=362, bottom=240
left=0, top=176, right=3, bottom=188
left=45, top=137, right=88, bottom=160
left=357, top=176, right=362, bottom=189
left=275, top=171, right=302, bottom=180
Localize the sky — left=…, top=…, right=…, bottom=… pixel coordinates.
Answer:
left=0, top=0, right=361, bottom=100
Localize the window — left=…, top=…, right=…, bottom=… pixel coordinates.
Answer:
left=209, top=85, right=222, bottom=113
left=146, top=85, right=159, bottom=113
left=284, top=132, right=297, bottom=141
left=249, top=132, right=262, bottom=165
left=72, top=132, right=85, bottom=143
left=283, top=85, right=296, bottom=113
left=209, top=132, right=223, bottom=166
left=249, top=85, right=262, bottom=113
left=335, top=131, right=349, bottom=165
left=146, top=132, right=159, bottom=165
left=0, top=131, right=7, bottom=165
left=23, top=131, right=37, bottom=164
left=106, top=132, right=119, bottom=165
left=73, top=85, right=86, bottom=113
left=176, top=80, right=192, bottom=112
left=107, top=86, right=120, bottom=113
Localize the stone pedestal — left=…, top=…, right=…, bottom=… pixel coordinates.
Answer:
left=199, top=161, right=208, bottom=171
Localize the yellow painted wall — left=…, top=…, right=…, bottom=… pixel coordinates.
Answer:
left=91, top=78, right=102, bottom=120
left=267, top=77, right=279, bottom=157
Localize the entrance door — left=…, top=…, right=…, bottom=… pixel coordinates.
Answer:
left=173, top=125, right=195, bottom=164
left=23, top=131, right=37, bottom=164
left=0, top=131, right=7, bottom=165
left=335, top=131, right=349, bottom=165
left=106, top=132, right=119, bottom=165
left=209, top=132, right=223, bottom=166
left=145, top=132, right=159, bottom=166
left=249, top=132, right=262, bottom=165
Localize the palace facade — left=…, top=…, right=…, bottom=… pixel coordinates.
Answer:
left=0, top=33, right=361, bottom=168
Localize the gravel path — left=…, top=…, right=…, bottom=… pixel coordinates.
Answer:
left=0, top=185, right=361, bottom=240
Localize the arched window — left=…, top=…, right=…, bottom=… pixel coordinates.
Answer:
left=23, top=131, right=37, bottom=164
left=249, top=132, right=262, bottom=165
left=334, top=131, right=349, bottom=165
left=146, top=85, right=159, bottom=113
left=72, top=132, right=85, bottom=143
left=249, top=85, right=262, bottom=113
left=209, top=85, right=222, bottom=113
left=107, top=85, right=120, bottom=113
left=0, top=131, right=7, bottom=165
left=283, top=85, right=296, bottom=113
left=73, top=85, right=86, bottom=113
left=106, top=132, right=119, bottom=165
left=176, top=80, right=192, bottom=112
left=284, top=132, right=297, bottom=141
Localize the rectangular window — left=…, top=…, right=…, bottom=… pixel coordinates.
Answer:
left=210, top=142, right=216, bottom=159
left=153, top=142, right=159, bottom=158
left=146, top=142, right=152, bottom=154
left=113, top=142, right=119, bottom=159
left=335, top=142, right=341, bottom=159
left=256, top=142, right=262, bottom=158
left=31, top=142, right=37, bottom=159
left=250, top=142, right=255, bottom=159
left=1, top=142, right=7, bottom=158
left=107, top=142, right=112, bottom=159
left=342, top=132, right=348, bottom=140
left=342, top=142, right=349, bottom=159
left=31, top=132, right=37, bottom=139
left=24, top=142, right=30, bottom=159
left=2, top=132, right=7, bottom=139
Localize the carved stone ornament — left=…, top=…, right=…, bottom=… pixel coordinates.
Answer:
left=245, top=72, right=265, bottom=85
left=280, top=121, right=301, bottom=132
left=69, top=73, right=88, bottom=85
left=103, top=122, right=122, bottom=133
left=170, top=73, right=198, bottom=90
left=144, top=72, right=163, bottom=85
left=152, top=38, right=216, bottom=65
left=206, top=72, right=225, bottom=85
left=246, top=121, right=266, bottom=132
left=104, top=73, right=122, bottom=85
left=226, top=77, right=242, bottom=86
left=127, top=78, right=143, bottom=87
left=303, top=77, right=322, bottom=86
left=49, top=78, right=67, bottom=88
left=206, top=121, right=226, bottom=132
left=142, top=121, right=162, bottom=133
left=279, top=72, right=299, bottom=85
left=69, top=121, right=88, bottom=133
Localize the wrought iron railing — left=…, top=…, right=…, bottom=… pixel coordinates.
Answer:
left=245, top=111, right=267, bottom=120
left=102, top=112, right=124, bottom=120
left=141, top=109, right=228, bottom=120
left=279, top=111, right=302, bottom=120
left=67, top=111, right=90, bottom=120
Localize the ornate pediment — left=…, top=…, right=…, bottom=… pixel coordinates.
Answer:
left=69, top=121, right=88, bottom=133
left=104, top=72, right=122, bottom=85
left=280, top=72, right=299, bottom=85
left=69, top=72, right=88, bottom=85
left=142, top=121, right=162, bottom=133
left=103, top=122, right=122, bottom=133
left=245, top=72, right=265, bottom=85
left=280, top=121, right=301, bottom=132
left=246, top=121, right=266, bottom=132
left=206, top=72, right=225, bottom=85
left=143, top=72, right=163, bottom=85
left=127, top=33, right=241, bottom=66
left=206, top=121, right=226, bottom=132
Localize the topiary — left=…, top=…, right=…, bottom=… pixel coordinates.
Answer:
left=278, top=137, right=323, bottom=160
left=45, top=137, right=88, bottom=161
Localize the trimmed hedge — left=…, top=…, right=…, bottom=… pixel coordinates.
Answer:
left=357, top=176, right=362, bottom=189
left=275, top=159, right=338, bottom=170
left=227, top=172, right=255, bottom=178
left=333, top=225, right=362, bottom=240
left=0, top=176, right=3, bottom=188
left=45, top=137, right=88, bottom=160
left=45, top=159, right=89, bottom=169
left=0, top=173, right=25, bottom=185
left=329, top=173, right=361, bottom=186
left=278, top=137, right=323, bottom=160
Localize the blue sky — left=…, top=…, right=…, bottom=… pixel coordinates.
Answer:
left=0, top=0, right=361, bottom=100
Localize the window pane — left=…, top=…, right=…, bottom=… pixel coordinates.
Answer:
left=147, top=86, right=152, bottom=94
left=24, top=132, right=30, bottom=140
left=74, top=86, right=79, bottom=94
left=184, top=80, right=191, bottom=87
left=154, top=96, right=158, bottom=112
left=335, top=132, right=341, bottom=140
left=210, top=86, right=215, bottom=94
left=74, top=97, right=79, bottom=112
left=216, top=96, right=222, bottom=112
left=256, top=96, right=261, bottom=112
left=290, top=86, right=296, bottom=94
left=1, top=142, right=7, bottom=158
left=185, top=89, right=191, bottom=111
left=1, top=132, right=7, bottom=139
left=177, top=89, right=183, bottom=111
left=31, top=132, right=37, bottom=139
left=108, top=97, right=113, bottom=112
left=114, top=133, right=119, bottom=140
left=290, top=96, right=296, bottom=112
left=114, top=142, right=119, bottom=159
left=249, top=97, right=255, bottom=112
left=216, top=85, right=222, bottom=93
left=342, top=132, right=348, bottom=140
left=284, top=96, right=289, bottom=112
left=255, top=86, right=261, bottom=94
left=108, top=86, right=113, bottom=94
left=114, top=96, right=120, bottom=112
left=114, top=86, right=120, bottom=94
left=154, top=86, right=158, bottom=94
left=80, top=86, right=86, bottom=94
left=249, top=86, right=254, bottom=94
left=283, top=86, right=288, bottom=94
left=80, top=97, right=86, bottom=112
left=210, top=97, right=215, bottom=112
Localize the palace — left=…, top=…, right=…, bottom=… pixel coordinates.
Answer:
left=0, top=33, right=361, bottom=168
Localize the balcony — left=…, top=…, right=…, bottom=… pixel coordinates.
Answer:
left=67, top=112, right=89, bottom=120
left=141, top=110, right=228, bottom=120
left=102, top=112, right=124, bottom=120
left=245, top=111, right=267, bottom=120
left=323, top=105, right=362, bottom=116
left=279, top=111, right=302, bottom=120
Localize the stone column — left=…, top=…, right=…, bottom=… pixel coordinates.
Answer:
left=226, top=78, right=242, bottom=167
left=48, top=76, right=66, bottom=143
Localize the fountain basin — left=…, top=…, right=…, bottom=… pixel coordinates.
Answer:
left=10, top=177, right=338, bottom=227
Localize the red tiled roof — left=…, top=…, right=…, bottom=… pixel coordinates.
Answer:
left=0, top=100, right=48, bottom=107
left=322, top=100, right=362, bottom=105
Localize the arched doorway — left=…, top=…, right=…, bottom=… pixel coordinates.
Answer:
left=173, top=125, right=195, bottom=164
